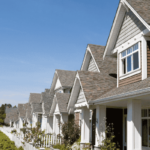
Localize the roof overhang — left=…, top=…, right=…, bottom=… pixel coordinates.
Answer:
left=89, top=87, right=150, bottom=106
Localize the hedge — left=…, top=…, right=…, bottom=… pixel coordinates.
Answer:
left=0, top=131, right=23, bottom=150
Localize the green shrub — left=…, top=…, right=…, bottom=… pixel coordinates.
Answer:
left=61, top=120, right=80, bottom=146
left=11, top=129, right=17, bottom=134
left=0, top=131, right=23, bottom=150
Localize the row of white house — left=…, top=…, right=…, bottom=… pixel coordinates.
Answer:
left=5, top=0, right=150, bottom=150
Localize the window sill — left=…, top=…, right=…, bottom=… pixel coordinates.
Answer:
left=120, top=69, right=141, bottom=80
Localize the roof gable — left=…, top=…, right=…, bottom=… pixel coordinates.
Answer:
left=55, top=78, right=62, bottom=90
left=54, top=103, right=60, bottom=113
left=103, top=0, right=150, bottom=58
left=50, top=70, right=76, bottom=93
left=115, top=10, right=146, bottom=48
left=50, top=93, right=70, bottom=115
left=76, top=88, right=86, bottom=104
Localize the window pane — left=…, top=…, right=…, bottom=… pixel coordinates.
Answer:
left=142, top=109, right=147, bottom=117
left=122, top=51, right=126, bottom=57
left=127, top=47, right=132, bottom=54
left=122, top=59, right=126, bottom=74
left=133, top=43, right=138, bottom=51
left=127, top=55, right=132, bottom=72
left=133, top=52, right=139, bottom=70
left=142, top=119, right=148, bottom=147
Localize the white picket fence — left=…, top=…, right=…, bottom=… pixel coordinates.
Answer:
left=0, top=127, right=61, bottom=149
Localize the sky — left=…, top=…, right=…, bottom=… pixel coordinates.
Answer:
left=0, top=0, right=120, bottom=106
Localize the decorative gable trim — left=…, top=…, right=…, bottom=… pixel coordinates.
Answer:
left=81, top=45, right=100, bottom=72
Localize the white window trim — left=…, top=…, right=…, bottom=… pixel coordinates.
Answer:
left=119, top=42, right=141, bottom=79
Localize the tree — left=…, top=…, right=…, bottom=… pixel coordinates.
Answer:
left=0, top=119, right=4, bottom=125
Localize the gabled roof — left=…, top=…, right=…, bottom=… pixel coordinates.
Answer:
left=18, top=103, right=27, bottom=118
left=56, top=70, right=76, bottom=87
left=78, top=71, right=117, bottom=102
left=126, top=0, right=150, bottom=24
left=81, top=44, right=117, bottom=74
left=103, top=0, right=150, bottom=58
left=29, top=93, right=41, bottom=104
left=89, top=44, right=117, bottom=74
left=50, top=93, right=70, bottom=115
left=31, top=103, right=42, bottom=113
left=50, top=70, right=76, bottom=93
left=41, top=89, right=54, bottom=114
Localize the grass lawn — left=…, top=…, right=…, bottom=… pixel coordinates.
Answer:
left=0, top=131, right=23, bottom=150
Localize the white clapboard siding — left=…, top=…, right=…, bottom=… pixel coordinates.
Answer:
left=77, top=88, right=85, bottom=104
left=115, top=10, right=146, bottom=48
left=88, top=57, right=98, bottom=72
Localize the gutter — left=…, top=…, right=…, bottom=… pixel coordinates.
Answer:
left=89, top=87, right=150, bottom=105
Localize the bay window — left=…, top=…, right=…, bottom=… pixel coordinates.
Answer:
left=121, top=43, right=140, bottom=75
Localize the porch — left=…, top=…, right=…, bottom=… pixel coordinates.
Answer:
left=80, top=94, right=150, bottom=150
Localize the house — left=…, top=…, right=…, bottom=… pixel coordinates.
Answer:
left=68, top=44, right=117, bottom=148
left=68, top=0, right=150, bottom=150
left=28, top=93, right=42, bottom=128
left=40, top=89, right=54, bottom=133
left=49, top=69, right=76, bottom=136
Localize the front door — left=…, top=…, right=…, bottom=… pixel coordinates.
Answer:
left=92, top=109, right=96, bottom=146
left=107, top=108, right=123, bottom=150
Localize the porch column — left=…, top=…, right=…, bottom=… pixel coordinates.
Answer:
left=53, top=114, right=56, bottom=135
left=95, top=105, right=106, bottom=148
left=127, top=100, right=141, bottom=150
left=41, top=115, right=48, bottom=132
left=80, top=107, right=90, bottom=148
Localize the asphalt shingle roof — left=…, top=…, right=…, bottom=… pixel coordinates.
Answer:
left=41, top=89, right=54, bottom=114
left=96, top=76, right=150, bottom=100
left=31, top=103, right=42, bottom=113
left=56, top=70, right=76, bottom=87
left=89, top=44, right=117, bottom=74
left=126, top=0, right=150, bottom=25
left=78, top=71, right=117, bottom=102
left=55, top=93, right=70, bottom=113
left=29, top=93, right=41, bottom=104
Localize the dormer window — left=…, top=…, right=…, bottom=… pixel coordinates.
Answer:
left=121, top=43, right=140, bottom=75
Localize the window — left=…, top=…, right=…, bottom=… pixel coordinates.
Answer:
left=142, top=109, right=150, bottom=147
left=121, top=43, right=139, bottom=75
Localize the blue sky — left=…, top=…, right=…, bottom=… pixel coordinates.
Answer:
left=0, top=0, right=119, bottom=106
